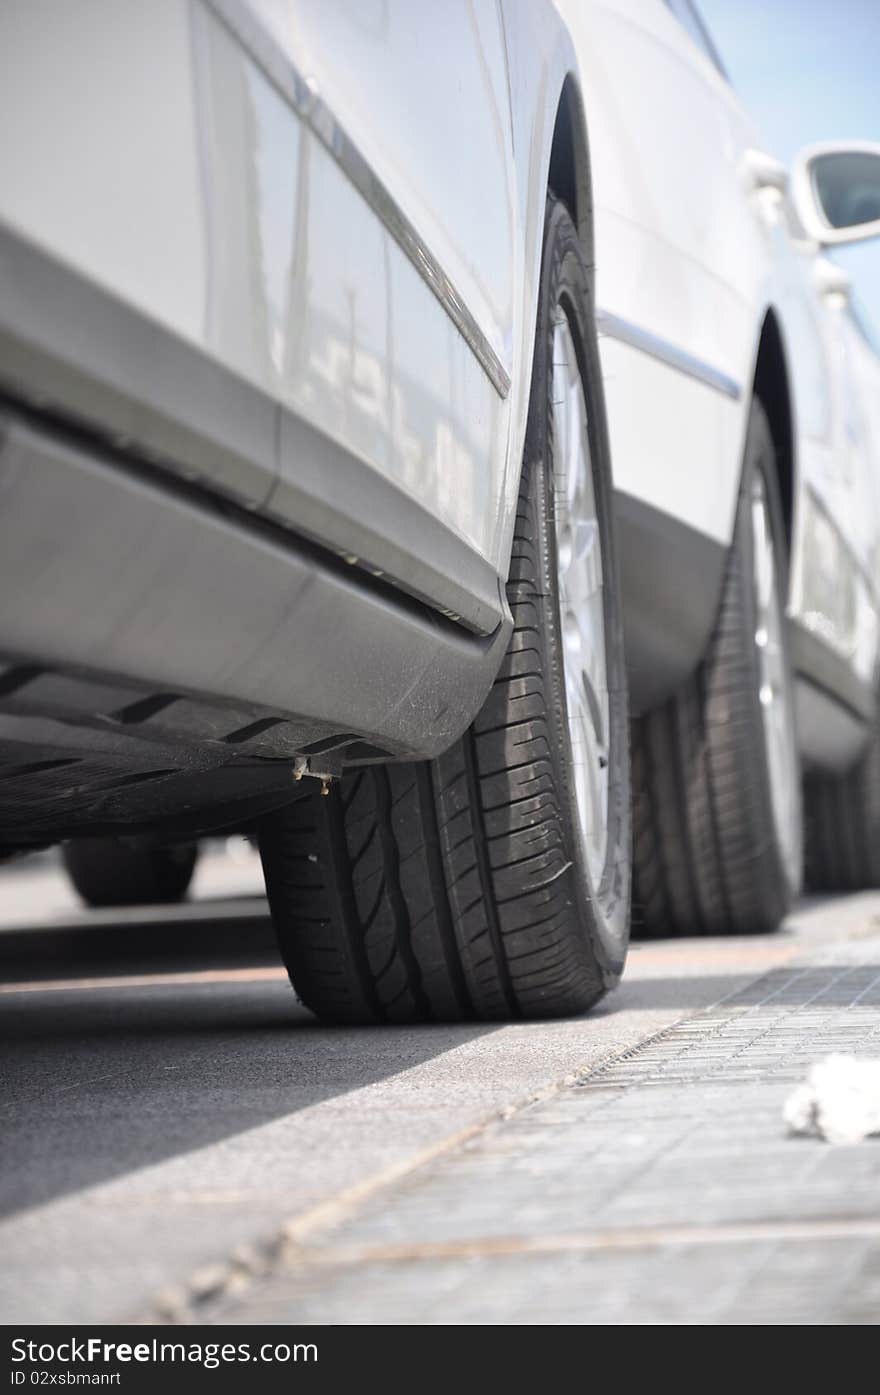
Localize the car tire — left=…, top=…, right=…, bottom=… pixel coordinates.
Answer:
left=804, top=716, right=880, bottom=890
left=632, top=398, right=802, bottom=936
left=258, top=195, right=631, bottom=1024
left=62, top=838, right=198, bottom=907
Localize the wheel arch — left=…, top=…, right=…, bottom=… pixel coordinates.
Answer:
left=751, top=308, right=797, bottom=564
left=546, top=73, right=596, bottom=272
left=495, top=53, right=600, bottom=599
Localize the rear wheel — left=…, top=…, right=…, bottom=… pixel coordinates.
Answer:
left=63, top=838, right=198, bottom=907
left=259, top=197, right=631, bottom=1024
left=632, top=399, right=802, bottom=936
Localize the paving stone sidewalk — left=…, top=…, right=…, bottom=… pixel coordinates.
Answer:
left=210, top=941, right=880, bottom=1324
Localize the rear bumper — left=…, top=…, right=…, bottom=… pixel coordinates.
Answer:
left=0, top=408, right=508, bottom=839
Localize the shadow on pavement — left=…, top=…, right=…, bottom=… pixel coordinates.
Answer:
left=0, top=897, right=814, bottom=1223
left=1, top=901, right=499, bottom=1219
left=0, top=901, right=278, bottom=981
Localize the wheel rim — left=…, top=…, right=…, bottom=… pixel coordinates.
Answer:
left=552, top=313, right=610, bottom=891
left=751, top=471, right=800, bottom=884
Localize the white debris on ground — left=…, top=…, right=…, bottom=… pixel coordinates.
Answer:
left=784, top=1054, right=880, bottom=1145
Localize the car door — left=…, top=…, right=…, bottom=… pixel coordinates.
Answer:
left=0, top=0, right=517, bottom=636
left=557, top=0, right=795, bottom=709
left=561, top=0, right=764, bottom=553
left=560, top=0, right=874, bottom=701
left=223, top=0, right=518, bottom=627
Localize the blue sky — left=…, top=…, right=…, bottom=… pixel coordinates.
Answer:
left=700, top=0, right=880, bottom=333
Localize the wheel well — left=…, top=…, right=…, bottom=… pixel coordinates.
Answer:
left=753, top=311, right=794, bottom=555
left=547, top=75, right=594, bottom=267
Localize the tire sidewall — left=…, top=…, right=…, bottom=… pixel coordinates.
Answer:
left=523, top=198, right=630, bottom=983
left=736, top=402, right=803, bottom=897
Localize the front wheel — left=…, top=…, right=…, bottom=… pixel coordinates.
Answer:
left=259, top=196, right=631, bottom=1024
left=632, top=399, right=802, bottom=936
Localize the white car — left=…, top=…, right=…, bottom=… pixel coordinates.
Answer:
left=559, top=0, right=880, bottom=931
left=0, top=0, right=878, bottom=1022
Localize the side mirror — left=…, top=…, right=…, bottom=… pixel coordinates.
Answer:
left=792, top=142, right=880, bottom=246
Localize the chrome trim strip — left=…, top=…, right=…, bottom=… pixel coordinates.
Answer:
left=596, top=309, right=742, bottom=400
left=203, top=0, right=511, bottom=399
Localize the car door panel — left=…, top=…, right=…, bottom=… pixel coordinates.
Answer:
left=0, top=0, right=280, bottom=510
left=562, top=0, right=880, bottom=719
left=237, top=0, right=516, bottom=577
left=562, top=0, right=758, bottom=548
left=0, top=0, right=519, bottom=634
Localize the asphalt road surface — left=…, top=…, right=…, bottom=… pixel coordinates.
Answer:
left=2, top=846, right=880, bottom=1324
